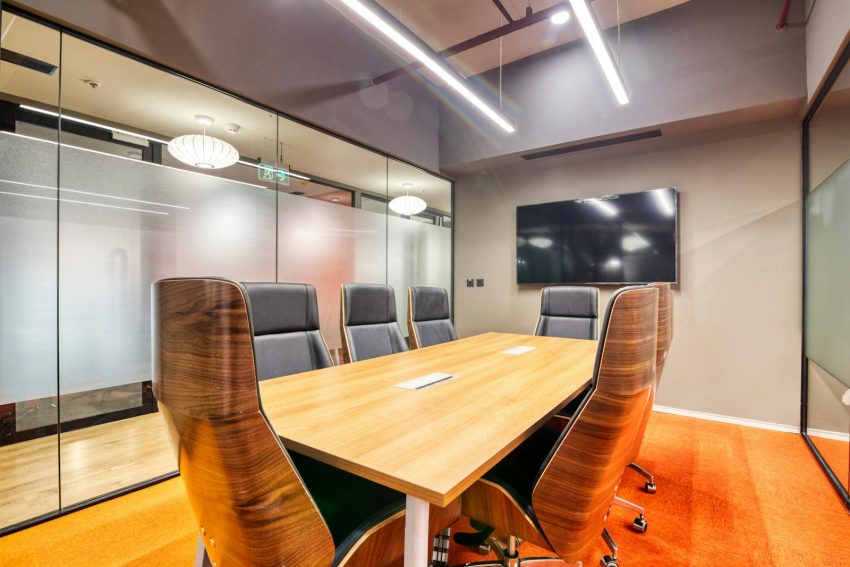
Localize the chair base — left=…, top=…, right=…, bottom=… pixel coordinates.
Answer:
left=628, top=461, right=656, bottom=493
left=449, top=535, right=584, bottom=567
left=612, top=495, right=648, bottom=533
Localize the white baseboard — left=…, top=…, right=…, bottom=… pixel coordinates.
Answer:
left=653, top=405, right=849, bottom=442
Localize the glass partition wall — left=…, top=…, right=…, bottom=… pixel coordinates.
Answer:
left=0, top=9, right=453, bottom=531
left=803, top=42, right=850, bottom=510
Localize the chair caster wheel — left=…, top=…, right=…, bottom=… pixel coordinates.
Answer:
left=632, top=515, right=648, bottom=533
left=600, top=555, right=619, bottom=567
left=644, top=481, right=657, bottom=494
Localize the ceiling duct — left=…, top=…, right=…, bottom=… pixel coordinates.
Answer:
left=521, top=129, right=662, bottom=160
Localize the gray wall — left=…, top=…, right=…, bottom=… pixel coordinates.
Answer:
left=440, top=0, right=806, bottom=171
left=11, top=0, right=441, bottom=171
left=805, top=0, right=850, bottom=99
left=453, top=118, right=802, bottom=427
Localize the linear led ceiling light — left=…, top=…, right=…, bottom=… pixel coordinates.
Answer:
left=21, top=104, right=171, bottom=144
left=568, top=0, right=629, bottom=105
left=338, top=0, right=515, bottom=133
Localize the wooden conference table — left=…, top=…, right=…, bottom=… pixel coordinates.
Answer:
left=259, top=331, right=597, bottom=567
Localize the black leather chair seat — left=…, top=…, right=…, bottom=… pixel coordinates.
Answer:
left=483, top=423, right=562, bottom=522
left=289, top=451, right=405, bottom=565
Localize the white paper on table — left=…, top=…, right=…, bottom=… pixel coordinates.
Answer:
left=501, top=346, right=536, bottom=355
left=395, top=372, right=457, bottom=390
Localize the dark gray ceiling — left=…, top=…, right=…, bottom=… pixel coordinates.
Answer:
left=9, top=0, right=442, bottom=170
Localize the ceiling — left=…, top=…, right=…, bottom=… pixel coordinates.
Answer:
left=374, top=0, right=690, bottom=78
left=0, top=11, right=452, bottom=213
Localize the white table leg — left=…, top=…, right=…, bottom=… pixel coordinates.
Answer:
left=404, top=494, right=430, bottom=567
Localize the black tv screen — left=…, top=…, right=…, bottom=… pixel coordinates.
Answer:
left=516, top=188, right=678, bottom=284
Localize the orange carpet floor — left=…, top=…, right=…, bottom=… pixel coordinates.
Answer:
left=1, top=412, right=848, bottom=566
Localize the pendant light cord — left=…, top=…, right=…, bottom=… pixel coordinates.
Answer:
left=617, top=0, right=621, bottom=68
left=499, top=13, right=504, bottom=115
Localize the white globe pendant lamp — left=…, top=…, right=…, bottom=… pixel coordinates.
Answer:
left=167, top=115, right=239, bottom=170
left=389, top=182, right=426, bottom=216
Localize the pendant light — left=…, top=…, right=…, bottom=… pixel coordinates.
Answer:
left=389, top=182, right=427, bottom=216
left=168, top=115, right=239, bottom=169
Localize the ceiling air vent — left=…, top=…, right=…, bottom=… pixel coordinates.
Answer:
left=1, top=50, right=58, bottom=76
left=521, top=129, right=662, bottom=160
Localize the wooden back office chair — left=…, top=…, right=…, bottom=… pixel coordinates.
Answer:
left=459, top=285, right=659, bottom=567
left=153, top=277, right=457, bottom=567
left=627, top=282, right=674, bottom=493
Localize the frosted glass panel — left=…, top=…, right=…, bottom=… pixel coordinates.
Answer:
left=277, top=189, right=387, bottom=352
left=0, top=10, right=453, bottom=529
left=388, top=216, right=453, bottom=336
left=387, top=159, right=453, bottom=336
left=0, top=134, right=59, bottom=405
left=57, top=142, right=276, bottom=506
left=0, top=9, right=61, bottom=530
left=58, top=145, right=276, bottom=396
left=806, top=159, right=850, bottom=388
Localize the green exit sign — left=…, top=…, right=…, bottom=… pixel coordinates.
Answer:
left=258, top=163, right=290, bottom=187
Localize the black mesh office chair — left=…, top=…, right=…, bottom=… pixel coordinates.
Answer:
left=458, top=286, right=658, bottom=567
left=407, top=286, right=457, bottom=349
left=534, top=286, right=599, bottom=340
left=340, top=283, right=408, bottom=363
left=535, top=286, right=599, bottom=417
left=241, top=282, right=334, bottom=380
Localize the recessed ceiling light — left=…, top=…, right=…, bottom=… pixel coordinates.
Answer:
left=330, top=196, right=341, bottom=202
left=551, top=11, right=570, bottom=25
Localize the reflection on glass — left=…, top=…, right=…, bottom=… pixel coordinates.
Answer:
left=807, top=54, right=850, bottom=494
left=57, top=34, right=279, bottom=507
left=807, top=362, right=850, bottom=491
left=0, top=9, right=453, bottom=530
left=0, top=10, right=61, bottom=529
left=277, top=183, right=388, bottom=356
left=387, top=159, right=453, bottom=337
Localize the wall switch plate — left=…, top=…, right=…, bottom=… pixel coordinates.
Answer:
left=466, top=279, right=474, bottom=287
left=476, top=278, right=484, bottom=287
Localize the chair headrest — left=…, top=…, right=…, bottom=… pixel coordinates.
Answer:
left=241, top=282, right=321, bottom=335
left=343, top=283, right=397, bottom=326
left=410, top=286, right=451, bottom=322
left=540, top=286, right=598, bottom=319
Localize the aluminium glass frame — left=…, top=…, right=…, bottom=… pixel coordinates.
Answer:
left=0, top=1, right=456, bottom=535
left=800, top=36, right=850, bottom=513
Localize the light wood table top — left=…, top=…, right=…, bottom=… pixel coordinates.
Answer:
left=260, top=332, right=596, bottom=507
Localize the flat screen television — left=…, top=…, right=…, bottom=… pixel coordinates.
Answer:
left=516, top=188, right=678, bottom=284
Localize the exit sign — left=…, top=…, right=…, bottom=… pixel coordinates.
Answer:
left=258, top=163, right=290, bottom=187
